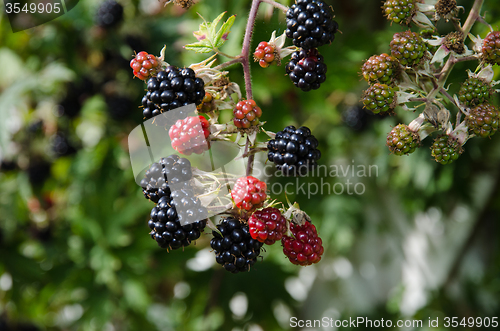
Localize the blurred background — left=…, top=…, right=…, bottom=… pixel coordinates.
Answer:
left=1, top=0, right=499, bottom=330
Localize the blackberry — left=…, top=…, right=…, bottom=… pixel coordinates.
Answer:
left=282, top=220, right=324, bottom=266
left=142, top=66, right=205, bottom=120
left=106, top=96, right=133, bottom=120
left=383, top=0, right=418, bottom=25
left=431, top=135, right=462, bottom=164
left=95, top=0, right=124, bottom=29
left=140, top=155, right=193, bottom=203
left=361, top=53, right=400, bottom=85
left=130, top=51, right=161, bottom=81
left=361, top=83, right=396, bottom=114
left=210, top=217, right=263, bottom=273
left=466, top=103, right=500, bottom=138
left=458, top=77, right=492, bottom=108
left=285, top=48, right=327, bottom=91
left=267, top=125, right=321, bottom=176
left=231, top=176, right=267, bottom=212
left=386, top=124, right=420, bottom=155
left=390, top=31, right=426, bottom=67
left=169, top=115, right=211, bottom=155
left=50, top=133, right=76, bottom=157
left=233, top=99, right=263, bottom=129
left=254, top=41, right=277, bottom=68
left=285, top=0, right=339, bottom=49
left=148, top=195, right=207, bottom=250
left=342, top=105, right=372, bottom=131
left=482, top=31, right=500, bottom=65
left=248, top=207, right=287, bottom=245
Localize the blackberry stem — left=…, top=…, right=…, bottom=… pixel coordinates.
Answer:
left=261, top=0, right=288, bottom=12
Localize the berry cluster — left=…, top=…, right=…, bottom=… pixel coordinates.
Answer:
left=148, top=196, right=207, bottom=250
left=210, top=218, right=264, bottom=273
left=233, top=99, right=263, bottom=129
left=231, top=176, right=267, bottom=212
left=254, top=42, right=276, bottom=68
left=285, top=48, right=327, bottom=91
left=458, top=77, right=492, bottom=107
left=282, top=221, right=324, bottom=266
left=431, top=135, right=462, bottom=165
left=382, top=0, right=417, bottom=25
left=389, top=31, right=426, bottom=67
left=95, top=0, right=124, bottom=28
left=140, top=155, right=193, bottom=203
left=361, top=53, right=399, bottom=85
left=130, top=51, right=161, bottom=81
left=386, top=124, right=420, bottom=155
left=361, top=83, right=396, bottom=115
left=248, top=208, right=286, bottom=245
left=466, top=103, right=500, bottom=138
left=285, top=0, right=338, bottom=50
left=482, top=31, right=500, bottom=65
left=267, top=125, right=321, bottom=176
left=169, top=115, right=211, bottom=155
left=142, top=67, right=205, bottom=120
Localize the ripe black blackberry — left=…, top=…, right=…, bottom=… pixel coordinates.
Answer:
left=148, top=195, right=207, bottom=250
left=285, top=48, right=327, bottom=91
left=285, top=0, right=338, bottom=49
left=140, top=155, right=193, bottom=203
left=95, top=0, right=124, bottom=29
left=142, top=67, right=205, bottom=120
left=210, top=217, right=263, bottom=273
left=267, top=125, right=321, bottom=176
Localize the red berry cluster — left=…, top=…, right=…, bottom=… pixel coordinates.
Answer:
left=254, top=42, right=276, bottom=68
left=169, top=115, right=210, bottom=155
left=231, top=176, right=267, bottom=211
left=233, top=99, right=262, bottom=129
left=282, top=221, right=324, bottom=266
left=130, top=51, right=161, bottom=80
left=248, top=207, right=287, bottom=245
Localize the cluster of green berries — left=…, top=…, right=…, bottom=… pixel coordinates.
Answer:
left=361, top=83, right=396, bottom=115
left=386, top=124, right=420, bottom=156
left=389, top=31, right=426, bottom=67
left=431, top=135, right=462, bottom=165
left=467, top=103, right=500, bottom=138
left=458, top=77, right=492, bottom=108
left=383, top=0, right=418, bottom=25
left=482, top=31, right=500, bottom=65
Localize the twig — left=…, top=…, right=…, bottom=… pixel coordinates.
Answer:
left=261, top=0, right=288, bottom=12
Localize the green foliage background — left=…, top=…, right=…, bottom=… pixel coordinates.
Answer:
left=1, top=0, right=499, bottom=330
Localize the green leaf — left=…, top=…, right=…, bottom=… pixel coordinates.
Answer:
left=184, top=12, right=236, bottom=53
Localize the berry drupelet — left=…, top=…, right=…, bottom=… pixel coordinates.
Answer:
left=142, top=66, right=205, bottom=120
left=286, top=48, right=327, bottom=91
left=285, top=0, right=339, bottom=50
left=210, top=217, right=264, bottom=273
left=267, top=125, right=321, bottom=176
